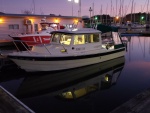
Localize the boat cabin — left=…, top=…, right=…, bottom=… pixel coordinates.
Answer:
left=31, top=27, right=124, bottom=55
left=48, top=28, right=101, bottom=54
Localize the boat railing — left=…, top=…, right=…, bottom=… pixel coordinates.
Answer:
left=12, top=40, right=31, bottom=52
left=11, top=40, right=53, bottom=55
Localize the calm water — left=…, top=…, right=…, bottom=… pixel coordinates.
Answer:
left=1, top=36, right=150, bottom=113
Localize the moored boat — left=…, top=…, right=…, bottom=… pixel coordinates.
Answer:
left=9, top=18, right=65, bottom=49
left=6, top=26, right=126, bottom=72
left=16, top=56, right=125, bottom=99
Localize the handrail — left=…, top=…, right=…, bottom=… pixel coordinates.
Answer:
left=43, top=44, right=51, bottom=54
left=11, top=39, right=52, bottom=55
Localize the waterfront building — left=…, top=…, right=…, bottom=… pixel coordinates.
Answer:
left=0, top=13, right=82, bottom=39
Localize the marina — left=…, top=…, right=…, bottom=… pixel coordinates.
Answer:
left=1, top=0, right=150, bottom=112
left=0, top=35, right=150, bottom=112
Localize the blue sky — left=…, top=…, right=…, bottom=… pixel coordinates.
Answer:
left=0, top=0, right=148, bottom=17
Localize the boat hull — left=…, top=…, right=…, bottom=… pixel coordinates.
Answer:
left=8, top=48, right=125, bottom=72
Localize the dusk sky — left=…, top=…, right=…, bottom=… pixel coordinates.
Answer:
left=0, top=0, right=149, bottom=17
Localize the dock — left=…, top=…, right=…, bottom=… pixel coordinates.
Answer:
left=0, top=85, right=35, bottom=113
left=0, top=39, right=14, bottom=47
left=120, top=28, right=150, bottom=37
left=110, top=88, right=150, bottom=113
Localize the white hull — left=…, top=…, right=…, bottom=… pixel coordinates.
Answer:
left=11, top=50, right=125, bottom=72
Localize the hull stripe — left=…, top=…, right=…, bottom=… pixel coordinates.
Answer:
left=8, top=48, right=125, bottom=61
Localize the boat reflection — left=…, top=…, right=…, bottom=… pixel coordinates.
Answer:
left=16, top=57, right=125, bottom=100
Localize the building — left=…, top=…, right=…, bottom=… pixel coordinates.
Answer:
left=0, top=13, right=82, bottom=39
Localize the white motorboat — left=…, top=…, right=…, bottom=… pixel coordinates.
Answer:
left=6, top=26, right=126, bottom=72
left=16, top=56, right=125, bottom=99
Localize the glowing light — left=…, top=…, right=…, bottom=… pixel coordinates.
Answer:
left=74, top=0, right=79, bottom=3
left=104, top=74, right=109, bottom=82
left=54, top=18, right=59, bottom=23
left=74, top=19, right=78, bottom=23
left=0, top=18, right=3, bottom=23
left=29, top=19, right=35, bottom=23
left=116, top=16, right=119, bottom=20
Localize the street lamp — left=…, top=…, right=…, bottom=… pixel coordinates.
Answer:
left=89, top=7, right=92, bottom=27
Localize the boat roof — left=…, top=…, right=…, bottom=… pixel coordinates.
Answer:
left=51, top=28, right=101, bottom=34
left=97, top=24, right=119, bottom=33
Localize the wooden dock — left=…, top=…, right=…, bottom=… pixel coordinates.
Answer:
left=110, top=88, right=150, bottom=113
left=0, top=39, right=14, bottom=47
left=0, top=86, right=35, bottom=113
left=120, top=29, right=150, bottom=36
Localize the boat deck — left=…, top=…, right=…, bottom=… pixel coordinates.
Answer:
left=110, top=88, right=150, bottom=113
left=0, top=86, right=34, bottom=113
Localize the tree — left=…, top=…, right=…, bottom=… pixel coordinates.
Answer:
left=21, top=10, right=33, bottom=14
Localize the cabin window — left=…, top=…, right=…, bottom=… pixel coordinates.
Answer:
left=74, top=35, right=85, bottom=45
left=101, top=32, right=113, bottom=44
left=93, top=34, right=99, bottom=42
left=74, top=34, right=99, bottom=45
left=51, top=33, right=60, bottom=43
left=84, top=34, right=99, bottom=43
left=112, top=32, right=122, bottom=44
left=60, top=35, right=72, bottom=45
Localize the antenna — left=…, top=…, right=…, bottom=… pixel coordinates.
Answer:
left=32, top=0, right=35, bottom=14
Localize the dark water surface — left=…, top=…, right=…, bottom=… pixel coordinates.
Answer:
left=1, top=36, right=150, bottom=113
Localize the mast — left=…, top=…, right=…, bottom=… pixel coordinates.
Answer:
left=146, top=0, right=149, bottom=24
left=131, top=0, right=134, bottom=23
left=32, top=0, right=35, bottom=14
left=106, top=3, right=108, bottom=24
left=133, top=2, right=136, bottom=23
left=100, top=5, right=103, bottom=23
left=116, top=0, right=118, bottom=16
left=92, top=2, right=94, bottom=16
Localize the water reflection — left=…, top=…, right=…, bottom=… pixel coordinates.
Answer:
left=122, top=36, right=150, bottom=62
left=16, top=57, right=125, bottom=100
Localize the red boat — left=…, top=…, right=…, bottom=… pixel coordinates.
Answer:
left=9, top=19, right=65, bottom=50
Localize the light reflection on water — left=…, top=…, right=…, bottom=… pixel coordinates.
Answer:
left=1, top=36, right=150, bottom=113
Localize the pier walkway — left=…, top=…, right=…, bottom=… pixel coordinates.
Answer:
left=110, top=88, right=150, bottom=113
left=0, top=86, right=34, bottom=113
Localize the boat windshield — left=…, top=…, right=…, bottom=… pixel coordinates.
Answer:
left=51, top=33, right=100, bottom=45
left=112, top=32, right=122, bottom=44
left=101, top=32, right=122, bottom=45
left=51, top=33, right=72, bottom=45
left=74, top=34, right=99, bottom=45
